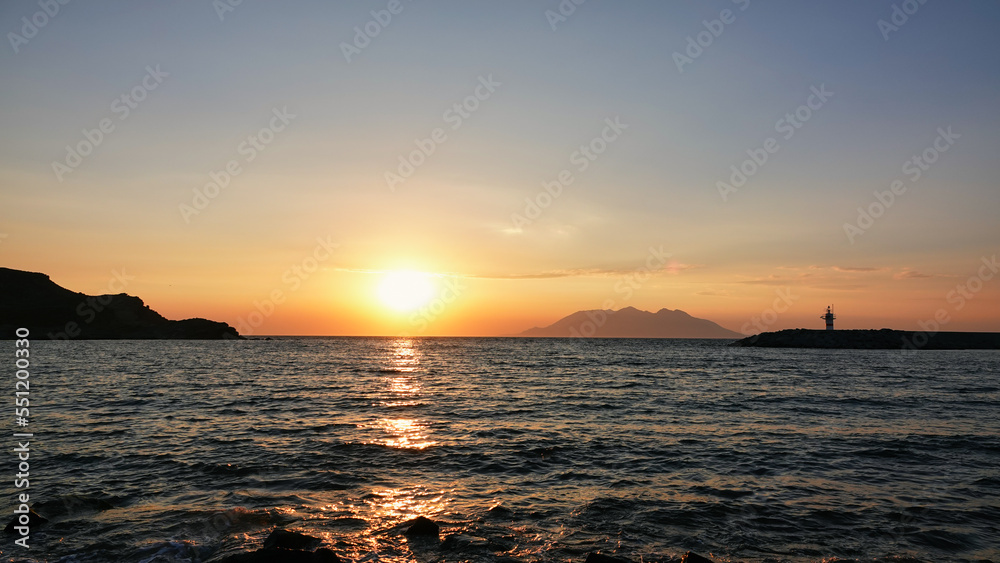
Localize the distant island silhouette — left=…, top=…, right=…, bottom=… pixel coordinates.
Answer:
left=0, top=267, right=240, bottom=339
left=519, top=306, right=741, bottom=338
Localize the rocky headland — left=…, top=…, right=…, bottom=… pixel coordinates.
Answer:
left=0, top=267, right=240, bottom=339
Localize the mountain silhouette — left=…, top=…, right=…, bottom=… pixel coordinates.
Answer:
left=0, top=267, right=240, bottom=339
left=519, top=306, right=741, bottom=338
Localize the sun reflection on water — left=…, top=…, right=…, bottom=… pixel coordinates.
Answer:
left=368, top=486, right=450, bottom=523
left=370, top=339, right=437, bottom=450
left=387, top=339, right=419, bottom=373
left=341, top=340, right=453, bottom=559
left=332, top=486, right=454, bottom=563
left=378, top=418, right=435, bottom=450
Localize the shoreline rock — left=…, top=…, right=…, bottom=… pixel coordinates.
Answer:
left=219, top=547, right=340, bottom=563
left=3, top=509, right=47, bottom=534
left=220, top=529, right=338, bottom=563
left=403, top=515, right=440, bottom=539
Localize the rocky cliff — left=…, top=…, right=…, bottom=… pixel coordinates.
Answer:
left=0, top=267, right=240, bottom=339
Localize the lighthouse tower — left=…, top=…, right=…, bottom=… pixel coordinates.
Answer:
left=821, top=305, right=836, bottom=331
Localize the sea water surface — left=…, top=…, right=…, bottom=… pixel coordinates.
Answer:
left=2, top=338, right=998, bottom=563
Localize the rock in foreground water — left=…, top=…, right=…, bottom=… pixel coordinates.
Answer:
left=219, top=529, right=336, bottom=563
left=681, top=551, right=715, bottom=563
left=403, top=516, right=440, bottom=538
left=263, top=528, right=322, bottom=551
left=4, top=509, right=48, bottom=534
left=584, top=552, right=630, bottom=563
left=220, top=547, right=340, bottom=563
left=441, top=533, right=490, bottom=551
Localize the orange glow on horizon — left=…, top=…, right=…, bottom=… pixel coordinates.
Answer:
left=5, top=251, right=999, bottom=337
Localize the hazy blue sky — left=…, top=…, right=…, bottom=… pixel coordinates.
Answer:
left=2, top=1, right=999, bottom=335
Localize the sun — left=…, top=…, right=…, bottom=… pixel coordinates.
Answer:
left=377, top=271, right=435, bottom=312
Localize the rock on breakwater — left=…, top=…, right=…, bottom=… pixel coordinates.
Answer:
left=730, top=328, right=1000, bottom=349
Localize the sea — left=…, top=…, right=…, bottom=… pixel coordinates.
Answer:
left=1, top=337, right=998, bottom=563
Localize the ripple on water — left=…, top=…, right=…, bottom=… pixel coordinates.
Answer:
left=14, top=339, right=1000, bottom=562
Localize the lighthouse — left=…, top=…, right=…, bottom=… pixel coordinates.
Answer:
left=821, top=305, right=836, bottom=331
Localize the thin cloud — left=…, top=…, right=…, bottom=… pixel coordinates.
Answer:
left=810, top=284, right=869, bottom=290
left=473, top=269, right=606, bottom=280
left=473, top=264, right=698, bottom=280
left=696, top=290, right=731, bottom=297
left=833, top=266, right=882, bottom=272
left=807, top=265, right=884, bottom=272
left=737, top=276, right=794, bottom=286
left=336, top=261, right=700, bottom=281
left=894, top=270, right=934, bottom=280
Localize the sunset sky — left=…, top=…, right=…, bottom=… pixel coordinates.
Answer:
left=2, top=1, right=999, bottom=336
